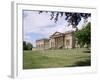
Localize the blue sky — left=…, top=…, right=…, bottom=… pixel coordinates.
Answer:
left=23, top=10, right=90, bottom=47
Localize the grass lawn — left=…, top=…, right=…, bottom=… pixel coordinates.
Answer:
left=23, top=48, right=91, bottom=69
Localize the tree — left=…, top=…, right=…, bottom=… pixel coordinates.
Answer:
left=23, top=41, right=27, bottom=50
left=75, top=22, right=91, bottom=48
left=27, top=43, right=33, bottom=50
left=39, top=11, right=91, bottom=31
left=23, top=41, right=33, bottom=50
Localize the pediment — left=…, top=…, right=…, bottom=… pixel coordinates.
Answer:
left=54, top=32, right=61, bottom=35
left=50, top=32, right=64, bottom=38
left=53, top=32, right=63, bottom=36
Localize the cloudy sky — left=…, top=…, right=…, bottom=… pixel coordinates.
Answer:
left=23, top=10, right=90, bottom=47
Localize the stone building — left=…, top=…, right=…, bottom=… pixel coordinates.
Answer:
left=36, top=38, right=49, bottom=49
left=36, top=31, right=75, bottom=49
left=49, top=31, right=75, bottom=49
left=49, top=32, right=64, bottom=48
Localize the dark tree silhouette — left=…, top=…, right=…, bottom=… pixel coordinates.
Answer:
left=23, top=41, right=33, bottom=50
left=27, top=43, right=33, bottom=50
left=23, top=41, right=27, bottom=50
left=39, top=11, right=91, bottom=31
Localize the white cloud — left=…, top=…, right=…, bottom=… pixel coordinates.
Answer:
left=23, top=11, right=56, bottom=34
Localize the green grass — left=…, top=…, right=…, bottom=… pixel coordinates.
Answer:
left=23, top=48, right=91, bottom=69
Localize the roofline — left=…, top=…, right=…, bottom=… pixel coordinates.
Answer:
left=36, top=38, right=49, bottom=42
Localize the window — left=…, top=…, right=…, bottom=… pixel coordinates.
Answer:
left=66, top=39, right=70, bottom=46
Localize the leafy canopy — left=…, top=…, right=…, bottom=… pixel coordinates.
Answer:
left=39, top=11, right=91, bottom=30
left=75, top=22, right=91, bottom=48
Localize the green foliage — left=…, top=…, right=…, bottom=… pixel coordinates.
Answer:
left=23, top=41, right=33, bottom=50
left=27, top=43, right=33, bottom=50
left=75, top=22, right=91, bottom=48
left=23, top=41, right=27, bottom=50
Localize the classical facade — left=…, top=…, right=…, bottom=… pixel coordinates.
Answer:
left=36, top=31, right=75, bottom=49
left=49, top=31, right=75, bottom=49
left=36, top=39, right=49, bottom=49
left=49, top=32, right=64, bottom=48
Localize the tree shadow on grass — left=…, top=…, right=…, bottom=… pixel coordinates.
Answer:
left=82, top=49, right=91, bottom=53
left=64, top=59, right=91, bottom=67
left=74, top=59, right=91, bottom=66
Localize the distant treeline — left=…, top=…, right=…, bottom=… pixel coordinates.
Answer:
left=23, top=41, right=33, bottom=50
